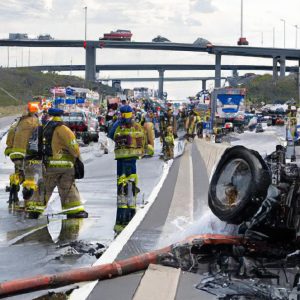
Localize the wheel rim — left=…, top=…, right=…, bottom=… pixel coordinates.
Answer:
left=215, top=158, right=252, bottom=209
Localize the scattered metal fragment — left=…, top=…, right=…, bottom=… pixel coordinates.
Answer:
left=196, top=275, right=289, bottom=300
left=56, top=240, right=106, bottom=259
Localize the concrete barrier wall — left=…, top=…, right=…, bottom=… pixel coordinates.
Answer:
left=194, top=140, right=229, bottom=179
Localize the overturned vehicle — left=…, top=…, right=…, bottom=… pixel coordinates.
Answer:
left=182, top=144, right=300, bottom=298
left=154, top=145, right=300, bottom=299
left=209, top=145, right=300, bottom=241
left=158, top=145, right=300, bottom=299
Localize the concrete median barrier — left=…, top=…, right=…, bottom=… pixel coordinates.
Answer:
left=194, top=140, right=229, bottom=179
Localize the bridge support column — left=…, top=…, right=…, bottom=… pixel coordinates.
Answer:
left=215, top=53, right=221, bottom=88
left=272, top=57, right=278, bottom=81
left=279, top=56, right=286, bottom=78
left=202, top=80, right=207, bottom=91
left=85, top=46, right=96, bottom=82
left=298, top=60, right=300, bottom=107
left=158, top=69, right=165, bottom=99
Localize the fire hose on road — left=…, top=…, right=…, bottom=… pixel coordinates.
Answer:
left=0, top=234, right=241, bottom=298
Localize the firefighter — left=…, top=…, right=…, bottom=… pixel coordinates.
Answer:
left=4, top=102, right=40, bottom=207
left=159, top=106, right=176, bottom=160
left=40, top=108, right=88, bottom=218
left=185, top=108, right=200, bottom=141
left=109, top=105, right=146, bottom=234
left=142, top=110, right=155, bottom=156
left=164, top=125, right=175, bottom=160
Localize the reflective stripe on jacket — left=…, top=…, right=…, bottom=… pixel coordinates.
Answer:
left=44, top=118, right=80, bottom=167
left=113, top=123, right=145, bottom=159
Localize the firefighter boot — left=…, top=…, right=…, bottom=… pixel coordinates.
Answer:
left=8, top=173, right=21, bottom=207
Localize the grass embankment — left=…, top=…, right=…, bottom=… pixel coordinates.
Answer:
left=0, top=68, right=116, bottom=115
left=0, top=105, right=25, bottom=116
left=243, top=73, right=299, bottom=104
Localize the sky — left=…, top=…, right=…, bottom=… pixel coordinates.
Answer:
left=0, top=0, right=299, bottom=99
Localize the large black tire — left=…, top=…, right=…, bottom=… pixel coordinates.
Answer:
left=208, top=145, right=271, bottom=224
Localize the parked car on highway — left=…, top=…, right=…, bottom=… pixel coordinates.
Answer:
left=38, top=34, right=54, bottom=40
left=62, top=111, right=99, bottom=144
left=152, top=35, right=170, bottom=42
left=193, top=37, right=212, bottom=47
left=100, top=30, right=132, bottom=41
left=223, top=122, right=233, bottom=133
left=9, top=33, right=28, bottom=40
left=275, top=117, right=285, bottom=126
left=237, top=37, right=249, bottom=45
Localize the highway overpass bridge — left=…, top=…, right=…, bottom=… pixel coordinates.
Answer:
left=15, top=63, right=298, bottom=96
left=97, top=76, right=227, bottom=90
left=16, top=64, right=299, bottom=72
left=19, top=64, right=298, bottom=95
left=1, top=39, right=300, bottom=98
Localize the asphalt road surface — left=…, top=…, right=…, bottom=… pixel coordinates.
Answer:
left=0, top=117, right=166, bottom=293
left=0, top=116, right=286, bottom=299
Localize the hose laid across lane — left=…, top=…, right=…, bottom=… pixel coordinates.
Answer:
left=0, top=234, right=241, bottom=298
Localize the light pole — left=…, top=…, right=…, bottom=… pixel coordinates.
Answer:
left=281, top=18, right=286, bottom=48
left=84, top=6, right=87, bottom=40
left=295, top=25, right=299, bottom=48
left=237, top=0, right=248, bottom=45
left=240, top=0, right=244, bottom=38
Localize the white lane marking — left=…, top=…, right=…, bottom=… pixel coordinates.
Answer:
left=70, top=160, right=173, bottom=300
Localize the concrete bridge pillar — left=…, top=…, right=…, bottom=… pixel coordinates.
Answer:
left=85, top=46, right=96, bottom=82
left=158, top=69, right=165, bottom=99
left=215, top=53, right=222, bottom=88
left=202, top=79, right=207, bottom=90
left=280, top=56, right=286, bottom=78
left=298, top=60, right=300, bottom=107
left=272, top=57, right=278, bottom=80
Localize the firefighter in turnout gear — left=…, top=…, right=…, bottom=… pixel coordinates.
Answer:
left=41, top=108, right=88, bottom=218
left=4, top=102, right=40, bottom=207
left=185, top=108, right=201, bottom=141
left=24, top=121, right=46, bottom=217
left=109, top=105, right=146, bottom=234
left=142, top=110, right=155, bottom=157
left=159, top=106, right=176, bottom=161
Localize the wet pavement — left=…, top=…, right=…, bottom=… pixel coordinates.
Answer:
left=86, top=125, right=291, bottom=300
left=231, top=124, right=286, bottom=155
left=0, top=119, right=291, bottom=299
left=0, top=116, right=167, bottom=295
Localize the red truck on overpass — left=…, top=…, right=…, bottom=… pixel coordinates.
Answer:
left=100, top=29, right=132, bottom=41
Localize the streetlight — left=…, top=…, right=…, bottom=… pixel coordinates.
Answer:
left=237, top=0, right=248, bottom=45
left=70, top=57, right=73, bottom=76
left=280, top=18, right=286, bottom=48
left=241, top=0, right=243, bottom=38
left=84, top=6, right=87, bottom=40
left=294, top=25, right=299, bottom=48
